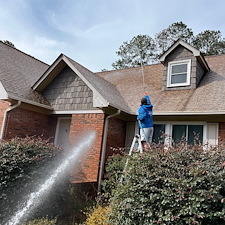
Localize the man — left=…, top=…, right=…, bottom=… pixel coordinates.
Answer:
left=137, top=93, right=153, bottom=150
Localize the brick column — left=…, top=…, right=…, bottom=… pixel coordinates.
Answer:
left=219, top=122, right=225, bottom=145
left=69, top=113, right=105, bottom=183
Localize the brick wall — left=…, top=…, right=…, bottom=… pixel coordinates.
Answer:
left=69, top=113, right=105, bottom=183
left=4, top=107, right=57, bottom=140
left=219, top=122, right=225, bottom=144
left=105, top=117, right=126, bottom=159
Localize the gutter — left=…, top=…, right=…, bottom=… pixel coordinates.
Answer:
left=0, top=100, right=21, bottom=140
left=7, top=94, right=53, bottom=110
left=154, top=111, right=225, bottom=116
left=97, top=109, right=121, bottom=193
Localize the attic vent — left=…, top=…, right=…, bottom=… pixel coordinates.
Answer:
left=167, top=59, right=191, bottom=87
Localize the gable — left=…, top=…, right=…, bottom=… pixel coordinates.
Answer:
left=160, top=41, right=209, bottom=91
left=33, top=54, right=132, bottom=114
left=42, top=66, right=94, bottom=110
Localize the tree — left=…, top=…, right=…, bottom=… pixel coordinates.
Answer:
left=112, top=22, right=225, bottom=69
left=155, top=21, right=194, bottom=56
left=3, top=40, right=15, bottom=47
left=112, top=35, right=156, bottom=69
left=192, top=30, right=225, bottom=55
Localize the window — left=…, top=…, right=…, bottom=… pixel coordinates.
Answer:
left=167, top=59, right=191, bottom=87
left=153, top=124, right=165, bottom=144
left=172, top=124, right=203, bottom=146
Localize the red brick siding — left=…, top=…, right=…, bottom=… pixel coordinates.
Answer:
left=69, top=113, right=105, bottom=183
left=219, top=122, right=225, bottom=144
left=105, top=117, right=126, bottom=159
left=4, top=107, right=57, bottom=141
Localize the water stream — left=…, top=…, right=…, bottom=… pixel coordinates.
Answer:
left=5, top=131, right=96, bottom=225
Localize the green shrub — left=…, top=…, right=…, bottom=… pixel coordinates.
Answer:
left=85, top=205, right=110, bottom=225
left=23, top=217, right=57, bottom=225
left=101, top=153, right=126, bottom=198
left=0, top=136, right=65, bottom=223
left=108, top=145, right=225, bottom=224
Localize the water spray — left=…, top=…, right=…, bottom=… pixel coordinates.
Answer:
left=5, top=131, right=96, bottom=225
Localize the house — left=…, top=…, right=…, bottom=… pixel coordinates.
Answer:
left=1, top=39, right=225, bottom=193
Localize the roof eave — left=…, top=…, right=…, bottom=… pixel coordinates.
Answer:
left=159, top=39, right=210, bottom=71
left=7, top=94, right=54, bottom=110
left=159, top=39, right=200, bottom=63
left=154, top=111, right=225, bottom=116
left=32, top=54, right=64, bottom=91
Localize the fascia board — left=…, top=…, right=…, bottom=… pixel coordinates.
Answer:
left=153, top=111, right=225, bottom=116
left=159, top=40, right=200, bottom=62
left=0, top=81, right=8, bottom=99
left=7, top=94, right=54, bottom=110
left=32, top=54, right=64, bottom=91
left=63, top=56, right=109, bottom=108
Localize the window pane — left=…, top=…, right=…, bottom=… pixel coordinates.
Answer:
left=171, top=64, right=187, bottom=74
left=171, top=74, right=187, bottom=84
left=172, top=125, right=187, bottom=145
left=153, top=124, right=165, bottom=144
left=188, top=125, right=203, bottom=145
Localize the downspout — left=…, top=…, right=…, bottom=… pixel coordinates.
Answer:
left=0, top=100, right=21, bottom=140
left=97, top=109, right=121, bottom=193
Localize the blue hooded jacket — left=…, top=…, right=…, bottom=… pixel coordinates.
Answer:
left=137, top=95, right=153, bottom=128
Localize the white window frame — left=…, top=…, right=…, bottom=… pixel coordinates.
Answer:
left=153, top=122, right=219, bottom=147
left=167, top=59, right=191, bottom=87
left=170, top=122, right=206, bottom=146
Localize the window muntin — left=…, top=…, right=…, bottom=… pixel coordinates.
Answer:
left=167, top=59, right=191, bottom=87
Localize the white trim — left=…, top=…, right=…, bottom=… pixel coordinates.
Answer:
left=0, top=81, right=8, bottom=99
left=154, top=111, right=225, bottom=116
left=7, top=94, right=54, bottom=110
left=167, top=59, right=191, bottom=87
left=51, top=109, right=104, bottom=114
left=206, top=123, right=219, bottom=146
left=33, top=54, right=63, bottom=90
left=33, top=54, right=109, bottom=108
left=153, top=121, right=218, bottom=146
left=63, top=56, right=109, bottom=107
left=159, top=39, right=200, bottom=62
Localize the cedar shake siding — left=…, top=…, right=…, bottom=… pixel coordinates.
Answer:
left=163, top=45, right=206, bottom=91
left=4, top=108, right=57, bottom=140
left=42, top=66, right=94, bottom=110
left=69, top=113, right=105, bottom=183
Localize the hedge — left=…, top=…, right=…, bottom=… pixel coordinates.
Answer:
left=107, top=145, right=225, bottom=224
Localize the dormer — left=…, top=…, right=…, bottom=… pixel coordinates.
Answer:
left=159, top=39, right=210, bottom=91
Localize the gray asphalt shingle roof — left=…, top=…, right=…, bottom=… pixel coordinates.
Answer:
left=97, top=54, right=225, bottom=115
left=2, top=40, right=225, bottom=116
left=0, top=41, right=51, bottom=106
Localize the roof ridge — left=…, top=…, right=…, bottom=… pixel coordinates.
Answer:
left=0, top=41, right=49, bottom=66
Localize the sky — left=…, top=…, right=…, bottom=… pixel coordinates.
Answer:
left=1, top=0, right=225, bottom=72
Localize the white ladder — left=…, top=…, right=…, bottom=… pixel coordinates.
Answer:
left=120, top=134, right=143, bottom=183
left=128, top=134, right=143, bottom=155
